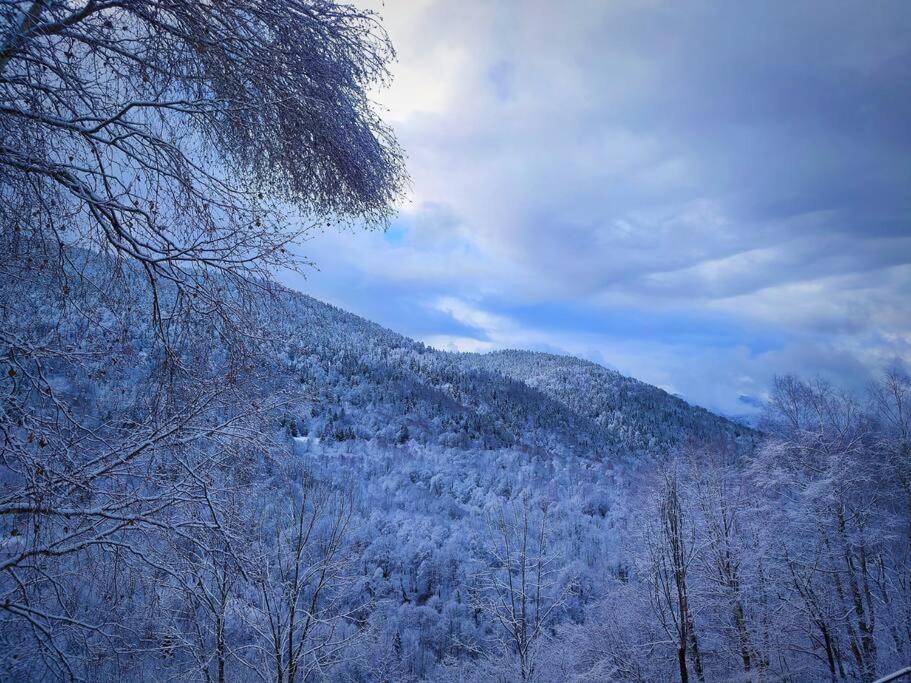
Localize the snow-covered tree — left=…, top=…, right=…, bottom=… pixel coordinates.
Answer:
left=0, top=1, right=404, bottom=677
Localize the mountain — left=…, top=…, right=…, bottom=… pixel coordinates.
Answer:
left=268, top=292, right=750, bottom=461
left=2, top=250, right=755, bottom=681
left=458, top=349, right=742, bottom=453
left=254, top=289, right=755, bottom=680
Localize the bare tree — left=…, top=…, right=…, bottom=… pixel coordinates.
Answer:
left=871, top=367, right=911, bottom=544
left=685, top=440, right=766, bottom=679
left=161, top=485, right=259, bottom=683
left=0, top=344, right=289, bottom=678
left=0, top=1, right=405, bottom=677
left=247, top=479, right=358, bottom=683
left=473, top=495, right=574, bottom=682
left=869, top=367, right=911, bottom=663
left=562, top=371, right=910, bottom=683
left=643, top=461, right=705, bottom=683
left=1, top=0, right=405, bottom=319
left=756, top=376, right=885, bottom=683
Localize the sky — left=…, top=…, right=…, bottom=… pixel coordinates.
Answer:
left=280, top=0, right=911, bottom=416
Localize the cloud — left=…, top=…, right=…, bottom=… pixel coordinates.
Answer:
left=422, top=296, right=885, bottom=414
left=281, top=1, right=911, bottom=413
left=424, top=335, right=496, bottom=353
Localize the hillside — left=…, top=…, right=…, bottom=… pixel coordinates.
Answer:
left=268, top=291, right=749, bottom=461
left=0, top=251, right=754, bottom=682
left=6, top=254, right=903, bottom=683
left=458, top=349, right=740, bottom=454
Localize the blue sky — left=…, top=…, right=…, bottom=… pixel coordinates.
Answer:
left=280, top=0, right=911, bottom=415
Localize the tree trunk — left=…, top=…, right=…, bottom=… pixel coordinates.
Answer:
left=687, top=608, right=706, bottom=683
left=678, top=644, right=690, bottom=683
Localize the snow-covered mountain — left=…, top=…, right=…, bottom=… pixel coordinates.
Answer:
left=2, top=250, right=756, bottom=681
left=9, top=253, right=906, bottom=683
left=269, top=291, right=750, bottom=461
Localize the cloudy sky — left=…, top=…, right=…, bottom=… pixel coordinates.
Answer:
left=281, top=0, right=911, bottom=415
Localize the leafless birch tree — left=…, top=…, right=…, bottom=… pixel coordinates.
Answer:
left=0, top=1, right=405, bottom=678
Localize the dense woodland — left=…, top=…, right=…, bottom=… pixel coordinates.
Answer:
left=1, top=1, right=909, bottom=681
left=2, top=250, right=909, bottom=681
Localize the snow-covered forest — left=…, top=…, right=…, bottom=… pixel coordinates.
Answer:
left=1, top=1, right=909, bottom=682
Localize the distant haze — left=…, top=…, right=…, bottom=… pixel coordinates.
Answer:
left=281, top=0, right=911, bottom=415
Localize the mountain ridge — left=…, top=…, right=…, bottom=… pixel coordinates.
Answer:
left=269, top=287, right=751, bottom=460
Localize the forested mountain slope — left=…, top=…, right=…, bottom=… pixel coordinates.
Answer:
left=2, top=253, right=751, bottom=680
left=5, top=252, right=907, bottom=683
left=268, top=292, right=750, bottom=460
left=459, top=350, right=739, bottom=453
